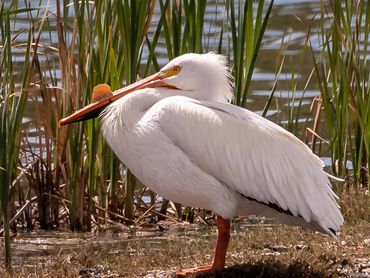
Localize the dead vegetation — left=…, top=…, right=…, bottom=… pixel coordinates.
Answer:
left=0, top=221, right=368, bottom=278
left=0, top=190, right=369, bottom=277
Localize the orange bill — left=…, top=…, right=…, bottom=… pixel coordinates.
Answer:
left=58, top=72, right=164, bottom=127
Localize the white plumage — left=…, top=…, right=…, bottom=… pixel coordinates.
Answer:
left=100, top=53, right=343, bottom=238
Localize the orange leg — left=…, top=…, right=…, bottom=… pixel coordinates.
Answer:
left=177, top=215, right=231, bottom=276
left=212, top=215, right=231, bottom=269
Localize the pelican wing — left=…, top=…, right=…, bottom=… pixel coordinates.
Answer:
left=156, top=96, right=343, bottom=233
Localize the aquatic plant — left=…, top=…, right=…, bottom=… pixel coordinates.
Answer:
left=312, top=0, right=370, bottom=188
left=56, top=0, right=157, bottom=228
left=227, top=0, right=274, bottom=107
left=0, top=2, right=40, bottom=270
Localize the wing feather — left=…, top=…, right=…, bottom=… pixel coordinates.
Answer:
left=156, top=96, right=343, bottom=232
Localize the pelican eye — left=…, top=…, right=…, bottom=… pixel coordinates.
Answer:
left=173, top=65, right=181, bottom=72
left=161, top=65, right=183, bottom=78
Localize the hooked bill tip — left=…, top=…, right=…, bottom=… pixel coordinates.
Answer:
left=58, top=118, right=67, bottom=128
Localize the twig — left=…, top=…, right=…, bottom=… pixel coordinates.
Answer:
left=136, top=204, right=179, bottom=223
left=134, top=202, right=158, bottom=225
left=0, top=197, right=37, bottom=235
left=47, top=193, right=132, bottom=222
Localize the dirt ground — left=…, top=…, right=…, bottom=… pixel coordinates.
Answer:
left=0, top=220, right=369, bottom=278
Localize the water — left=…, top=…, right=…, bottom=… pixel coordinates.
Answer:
left=10, top=219, right=277, bottom=269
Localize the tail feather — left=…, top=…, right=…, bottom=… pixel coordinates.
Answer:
left=238, top=194, right=342, bottom=242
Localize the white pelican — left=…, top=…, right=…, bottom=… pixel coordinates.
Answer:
left=59, top=53, right=344, bottom=274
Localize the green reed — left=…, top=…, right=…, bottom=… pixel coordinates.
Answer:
left=56, top=0, right=157, bottom=228
left=313, top=0, right=370, bottom=188
left=227, top=0, right=274, bottom=107
left=144, top=0, right=208, bottom=78
left=160, top=0, right=207, bottom=59
left=268, top=33, right=315, bottom=139
left=0, top=2, right=38, bottom=269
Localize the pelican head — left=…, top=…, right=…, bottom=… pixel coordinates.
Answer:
left=58, top=53, right=233, bottom=127
left=158, top=53, right=233, bottom=102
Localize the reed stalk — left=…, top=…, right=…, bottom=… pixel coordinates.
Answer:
left=159, top=0, right=207, bottom=60
left=56, top=0, right=157, bottom=228
left=0, top=1, right=38, bottom=269
left=313, top=0, right=370, bottom=188
left=227, top=0, right=274, bottom=107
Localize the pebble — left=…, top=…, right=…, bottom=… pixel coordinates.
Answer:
left=143, top=270, right=175, bottom=278
left=271, top=245, right=288, bottom=252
